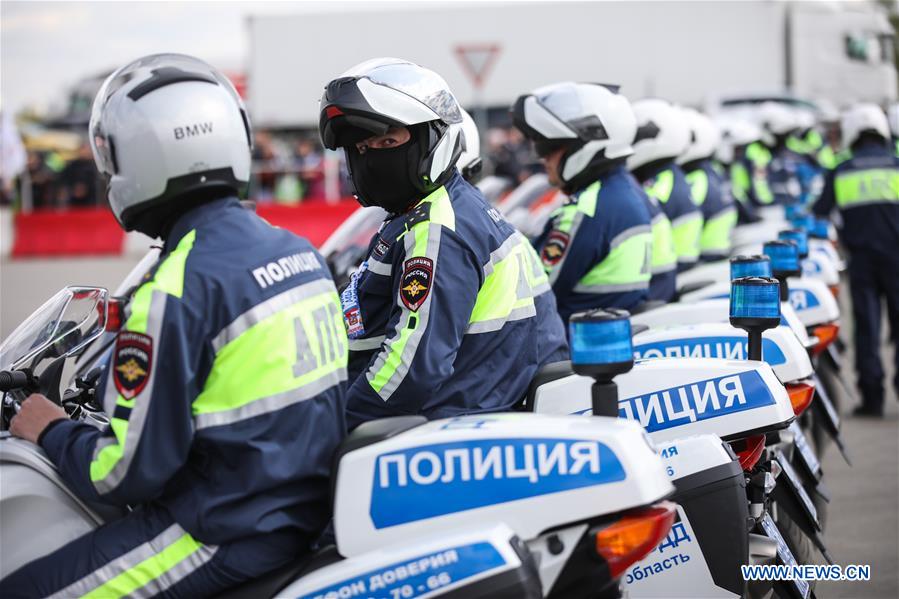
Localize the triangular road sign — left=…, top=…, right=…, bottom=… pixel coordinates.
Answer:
left=454, top=44, right=501, bottom=89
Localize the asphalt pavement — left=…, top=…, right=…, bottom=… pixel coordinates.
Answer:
left=1, top=256, right=897, bottom=597
left=815, top=284, right=899, bottom=599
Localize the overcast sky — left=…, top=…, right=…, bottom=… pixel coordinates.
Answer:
left=0, top=1, right=462, bottom=116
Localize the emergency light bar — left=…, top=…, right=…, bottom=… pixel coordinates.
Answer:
left=809, top=218, right=830, bottom=240
left=569, top=308, right=634, bottom=417
left=730, top=255, right=772, bottom=280
left=779, top=229, right=809, bottom=258
left=570, top=308, right=634, bottom=376
left=729, top=276, right=781, bottom=361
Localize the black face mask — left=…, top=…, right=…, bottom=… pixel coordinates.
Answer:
left=347, top=142, right=423, bottom=214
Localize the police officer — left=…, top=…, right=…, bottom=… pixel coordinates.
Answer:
left=629, top=98, right=703, bottom=273
left=717, top=118, right=763, bottom=224
left=511, top=82, right=653, bottom=320
left=3, top=54, right=347, bottom=596
left=319, top=58, right=567, bottom=429
left=753, top=102, right=818, bottom=207
left=678, top=109, right=737, bottom=261
left=813, top=104, right=899, bottom=418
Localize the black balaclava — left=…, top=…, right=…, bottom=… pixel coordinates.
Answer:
left=346, top=124, right=438, bottom=214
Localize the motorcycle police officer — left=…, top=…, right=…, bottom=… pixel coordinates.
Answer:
left=717, top=118, right=763, bottom=224
left=629, top=98, right=703, bottom=273
left=512, top=82, right=654, bottom=321
left=318, top=58, right=567, bottom=430
left=678, top=109, right=737, bottom=261
left=752, top=102, right=819, bottom=206
left=813, top=103, right=899, bottom=418
left=4, top=54, right=348, bottom=597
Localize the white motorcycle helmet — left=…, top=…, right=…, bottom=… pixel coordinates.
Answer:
left=716, top=119, right=762, bottom=164
left=841, top=103, right=890, bottom=149
left=89, top=53, right=252, bottom=234
left=511, top=81, right=635, bottom=193
left=794, top=108, right=816, bottom=134
left=886, top=103, right=899, bottom=139
left=757, top=101, right=797, bottom=143
left=627, top=98, right=691, bottom=172
left=319, top=57, right=464, bottom=212
left=458, top=108, right=483, bottom=182
left=677, top=108, right=721, bottom=166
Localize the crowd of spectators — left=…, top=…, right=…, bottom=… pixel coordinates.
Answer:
left=2, top=122, right=543, bottom=211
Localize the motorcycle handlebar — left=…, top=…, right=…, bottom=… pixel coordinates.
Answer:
left=0, top=370, right=30, bottom=392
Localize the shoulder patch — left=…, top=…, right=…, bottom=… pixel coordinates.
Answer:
left=372, top=236, right=390, bottom=259
left=541, top=230, right=570, bottom=267
left=113, top=332, right=153, bottom=399
left=406, top=202, right=431, bottom=228
left=400, top=257, right=433, bottom=311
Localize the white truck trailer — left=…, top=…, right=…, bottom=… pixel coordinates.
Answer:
left=247, top=0, right=896, bottom=128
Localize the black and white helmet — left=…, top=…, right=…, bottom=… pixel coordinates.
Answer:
left=627, top=98, right=691, bottom=172
left=319, top=58, right=464, bottom=191
left=89, top=54, right=252, bottom=233
left=677, top=108, right=721, bottom=165
left=458, top=108, right=483, bottom=182
left=511, top=82, right=635, bottom=192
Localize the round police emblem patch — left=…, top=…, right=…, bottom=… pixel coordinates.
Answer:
left=113, top=332, right=153, bottom=399
left=541, top=230, right=570, bottom=267
left=400, top=257, right=433, bottom=311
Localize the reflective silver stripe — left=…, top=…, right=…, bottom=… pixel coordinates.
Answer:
left=671, top=212, right=702, bottom=227
left=367, top=259, right=392, bottom=276
left=650, top=212, right=667, bottom=226
left=837, top=197, right=899, bottom=210
left=483, top=232, right=521, bottom=277
left=211, top=278, right=336, bottom=353
left=366, top=222, right=441, bottom=401
left=547, top=210, right=585, bottom=286
left=651, top=262, right=677, bottom=275
left=349, top=336, right=386, bottom=351
left=533, top=281, right=551, bottom=295
left=708, top=205, right=737, bottom=220
left=129, top=545, right=219, bottom=598
left=466, top=304, right=537, bottom=334
left=609, top=224, right=651, bottom=249
left=91, top=289, right=167, bottom=495
left=572, top=281, right=649, bottom=294
left=194, top=368, right=347, bottom=429
left=47, top=524, right=214, bottom=599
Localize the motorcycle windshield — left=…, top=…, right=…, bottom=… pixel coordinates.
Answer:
left=0, top=287, right=109, bottom=371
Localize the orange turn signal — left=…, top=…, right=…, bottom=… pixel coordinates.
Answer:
left=728, top=434, right=766, bottom=472
left=785, top=380, right=815, bottom=416
left=593, top=501, right=677, bottom=578
left=812, top=322, right=839, bottom=357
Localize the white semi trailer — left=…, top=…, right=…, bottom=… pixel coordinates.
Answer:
left=247, top=0, right=896, bottom=128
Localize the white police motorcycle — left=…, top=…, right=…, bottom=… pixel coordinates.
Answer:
left=528, top=286, right=815, bottom=599
left=317, top=196, right=819, bottom=598
left=679, top=211, right=849, bottom=435
left=0, top=286, right=679, bottom=599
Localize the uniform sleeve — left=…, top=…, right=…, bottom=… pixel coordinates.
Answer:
left=41, top=285, right=200, bottom=506
left=345, top=223, right=481, bottom=429
left=812, top=169, right=836, bottom=218
left=536, top=205, right=606, bottom=300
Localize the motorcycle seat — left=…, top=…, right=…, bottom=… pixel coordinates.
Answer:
left=524, top=360, right=574, bottom=411
left=630, top=300, right=667, bottom=315
left=676, top=281, right=716, bottom=299
left=330, top=416, right=428, bottom=506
